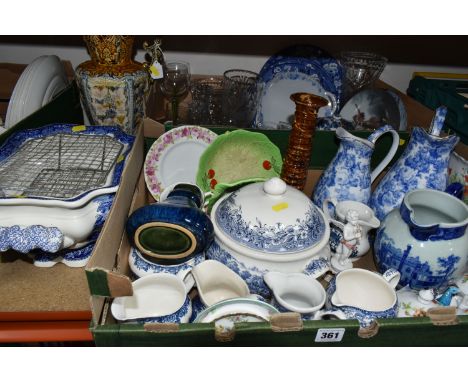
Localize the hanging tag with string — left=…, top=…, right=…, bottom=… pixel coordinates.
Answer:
left=143, top=39, right=164, bottom=80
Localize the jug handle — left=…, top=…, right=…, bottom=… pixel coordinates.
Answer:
left=323, top=91, right=338, bottom=117
left=367, top=125, right=400, bottom=183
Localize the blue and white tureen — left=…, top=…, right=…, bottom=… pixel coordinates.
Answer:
left=206, top=177, right=331, bottom=298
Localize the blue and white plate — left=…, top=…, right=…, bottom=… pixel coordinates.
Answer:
left=256, top=71, right=338, bottom=130
left=255, top=45, right=343, bottom=130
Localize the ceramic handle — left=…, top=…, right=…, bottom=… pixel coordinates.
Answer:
left=367, top=125, right=400, bottom=183
left=322, top=198, right=338, bottom=221
left=182, top=270, right=196, bottom=292
left=323, top=92, right=338, bottom=117
left=382, top=268, right=400, bottom=289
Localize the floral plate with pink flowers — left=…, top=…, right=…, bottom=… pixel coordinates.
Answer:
left=144, top=125, right=218, bottom=201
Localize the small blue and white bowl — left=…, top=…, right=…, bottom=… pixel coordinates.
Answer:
left=129, top=246, right=205, bottom=279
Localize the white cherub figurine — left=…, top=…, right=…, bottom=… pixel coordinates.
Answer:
left=330, top=209, right=362, bottom=273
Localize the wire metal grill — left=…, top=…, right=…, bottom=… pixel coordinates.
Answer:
left=0, top=133, right=124, bottom=199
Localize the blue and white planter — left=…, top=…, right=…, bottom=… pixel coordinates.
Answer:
left=0, top=193, right=114, bottom=256
left=0, top=124, right=133, bottom=255
left=312, top=125, right=399, bottom=209
left=374, top=188, right=468, bottom=290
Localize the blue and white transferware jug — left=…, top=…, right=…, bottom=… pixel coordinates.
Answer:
left=370, top=106, right=460, bottom=221
left=312, top=125, right=399, bottom=208
left=374, top=188, right=468, bottom=290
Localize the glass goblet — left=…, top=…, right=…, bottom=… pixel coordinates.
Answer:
left=160, top=61, right=191, bottom=125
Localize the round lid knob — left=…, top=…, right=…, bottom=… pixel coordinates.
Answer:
left=263, top=177, right=287, bottom=196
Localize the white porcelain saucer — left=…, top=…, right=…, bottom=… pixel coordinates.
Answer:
left=144, top=125, right=217, bottom=201
left=5, top=55, right=68, bottom=129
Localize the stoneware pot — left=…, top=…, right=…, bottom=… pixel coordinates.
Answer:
left=126, top=183, right=214, bottom=264
left=315, top=268, right=400, bottom=328
left=205, top=177, right=331, bottom=298
left=374, top=188, right=468, bottom=290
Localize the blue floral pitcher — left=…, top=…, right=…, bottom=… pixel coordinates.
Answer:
left=370, top=106, right=460, bottom=221
left=312, top=125, right=399, bottom=208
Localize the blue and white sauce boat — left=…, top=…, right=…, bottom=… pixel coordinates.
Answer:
left=374, top=188, right=468, bottom=290
left=314, top=268, right=400, bottom=328
left=111, top=273, right=194, bottom=324
left=312, top=124, right=399, bottom=209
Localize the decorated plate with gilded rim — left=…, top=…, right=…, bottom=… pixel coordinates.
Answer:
left=144, top=125, right=218, bottom=201
left=193, top=297, right=279, bottom=324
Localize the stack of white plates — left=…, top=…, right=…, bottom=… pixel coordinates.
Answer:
left=4, top=55, right=69, bottom=130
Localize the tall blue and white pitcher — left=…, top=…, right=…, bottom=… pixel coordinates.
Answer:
left=312, top=125, right=399, bottom=208
left=370, top=106, right=460, bottom=221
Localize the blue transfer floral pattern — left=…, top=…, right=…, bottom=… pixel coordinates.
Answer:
left=326, top=277, right=399, bottom=328
left=216, top=192, right=325, bottom=253
left=374, top=227, right=462, bottom=290
left=130, top=247, right=205, bottom=278
left=370, top=126, right=459, bottom=221
left=0, top=225, right=63, bottom=253
left=33, top=240, right=96, bottom=267
left=206, top=241, right=271, bottom=298
left=312, top=133, right=374, bottom=208
left=254, top=46, right=344, bottom=129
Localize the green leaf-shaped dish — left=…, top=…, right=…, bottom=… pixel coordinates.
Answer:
left=196, top=129, right=283, bottom=208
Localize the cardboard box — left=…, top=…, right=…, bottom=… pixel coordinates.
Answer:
left=85, top=117, right=468, bottom=346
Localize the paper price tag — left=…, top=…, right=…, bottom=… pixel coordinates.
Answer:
left=315, top=328, right=345, bottom=342
left=150, top=62, right=164, bottom=79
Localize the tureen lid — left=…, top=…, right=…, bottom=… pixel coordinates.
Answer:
left=213, top=177, right=326, bottom=254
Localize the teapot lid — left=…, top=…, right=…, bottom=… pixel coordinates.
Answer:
left=213, top=178, right=326, bottom=254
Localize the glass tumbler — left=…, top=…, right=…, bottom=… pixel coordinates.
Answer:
left=222, top=69, right=258, bottom=128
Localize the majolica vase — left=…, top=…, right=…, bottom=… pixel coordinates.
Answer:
left=75, top=35, right=149, bottom=134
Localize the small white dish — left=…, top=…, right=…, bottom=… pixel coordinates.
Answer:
left=264, top=272, right=326, bottom=314
left=188, top=259, right=250, bottom=307
left=193, top=297, right=279, bottom=324
left=144, top=125, right=217, bottom=201
left=111, top=273, right=194, bottom=322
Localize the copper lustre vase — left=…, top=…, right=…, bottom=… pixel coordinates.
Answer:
left=75, top=35, right=149, bottom=134
left=280, top=92, right=328, bottom=190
